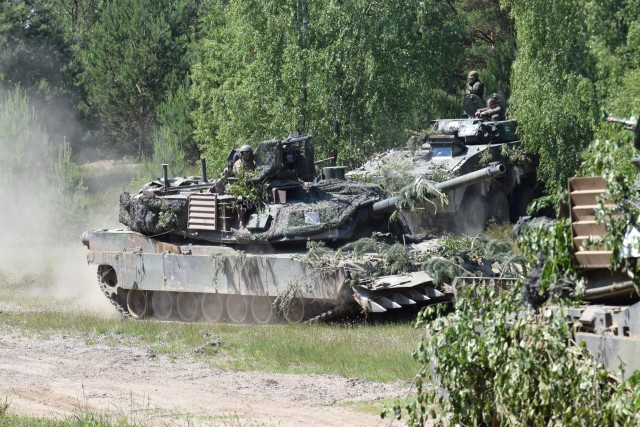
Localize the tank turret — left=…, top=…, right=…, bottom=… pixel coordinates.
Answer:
left=519, top=115, right=640, bottom=379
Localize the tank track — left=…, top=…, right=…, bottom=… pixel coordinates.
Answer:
left=305, top=304, right=359, bottom=323
left=97, top=266, right=131, bottom=318
left=101, top=286, right=131, bottom=319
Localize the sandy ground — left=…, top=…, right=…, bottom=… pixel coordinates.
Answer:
left=0, top=327, right=412, bottom=426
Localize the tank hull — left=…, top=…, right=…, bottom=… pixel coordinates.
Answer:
left=568, top=302, right=640, bottom=380
left=83, top=230, right=447, bottom=323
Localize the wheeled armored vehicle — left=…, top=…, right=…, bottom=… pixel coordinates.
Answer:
left=82, top=133, right=514, bottom=324
left=347, top=94, right=538, bottom=234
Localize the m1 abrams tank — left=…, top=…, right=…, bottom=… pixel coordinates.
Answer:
left=82, top=135, right=508, bottom=324
left=347, top=94, right=538, bottom=234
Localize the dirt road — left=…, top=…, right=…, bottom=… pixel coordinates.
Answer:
left=0, top=307, right=411, bottom=427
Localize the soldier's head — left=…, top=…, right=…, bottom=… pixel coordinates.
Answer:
left=468, top=70, right=479, bottom=81
left=239, top=144, right=253, bottom=160
left=487, top=96, right=497, bottom=108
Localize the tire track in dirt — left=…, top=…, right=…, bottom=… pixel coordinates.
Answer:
left=0, top=332, right=411, bottom=426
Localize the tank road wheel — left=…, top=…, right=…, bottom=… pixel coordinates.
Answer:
left=151, top=291, right=173, bottom=321
left=201, top=294, right=224, bottom=322
left=285, top=298, right=305, bottom=324
left=177, top=292, right=199, bottom=322
left=126, top=289, right=148, bottom=319
left=251, top=296, right=274, bottom=325
left=486, top=190, right=510, bottom=225
left=226, top=295, right=249, bottom=324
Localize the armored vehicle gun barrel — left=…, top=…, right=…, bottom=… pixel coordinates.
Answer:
left=372, top=163, right=506, bottom=213
left=606, top=116, right=637, bottom=131
left=607, top=115, right=640, bottom=149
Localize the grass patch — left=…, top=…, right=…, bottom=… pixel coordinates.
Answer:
left=483, top=223, right=516, bottom=245
left=340, top=397, right=403, bottom=416
left=0, top=310, right=421, bottom=383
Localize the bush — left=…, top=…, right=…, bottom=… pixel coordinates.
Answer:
left=386, top=284, right=640, bottom=426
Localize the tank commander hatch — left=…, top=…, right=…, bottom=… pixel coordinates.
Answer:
left=466, top=70, right=484, bottom=99
left=233, top=144, right=257, bottom=174
left=475, top=94, right=505, bottom=121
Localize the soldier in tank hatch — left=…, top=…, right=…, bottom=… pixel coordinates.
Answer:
left=475, top=94, right=505, bottom=121
left=233, top=144, right=257, bottom=174
left=466, top=70, right=484, bottom=99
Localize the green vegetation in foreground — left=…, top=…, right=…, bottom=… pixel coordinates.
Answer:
left=0, top=310, right=421, bottom=383
left=0, top=405, right=270, bottom=427
left=0, top=412, right=131, bottom=427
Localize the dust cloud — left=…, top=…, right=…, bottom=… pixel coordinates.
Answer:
left=0, top=88, right=122, bottom=317
left=0, top=181, right=118, bottom=317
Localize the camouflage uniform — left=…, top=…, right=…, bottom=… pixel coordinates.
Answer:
left=233, top=145, right=257, bottom=174
left=475, top=99, right=504, bottom=121
left=466, top=70, right=484, bottom=99
left=233, top=158, right=256, bottom=174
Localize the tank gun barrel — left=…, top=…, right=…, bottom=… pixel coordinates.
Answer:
left=372, top=163, right=506, bottom=213
left=606, top=115, right=640, bottom=150
left=314, top=156, right=335, bottom=165
left=606, top=116, right=637, bottom=131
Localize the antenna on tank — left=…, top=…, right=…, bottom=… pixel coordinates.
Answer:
left=200, top=158, right=207, bottom=183
left=162, top=164, right=169, bottom=192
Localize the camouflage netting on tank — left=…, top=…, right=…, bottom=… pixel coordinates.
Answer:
left=233, top=179, right=387, bottom=242
left=298, top=234, right=527, bottom=286
left=119, top=192, right=188, bottom=235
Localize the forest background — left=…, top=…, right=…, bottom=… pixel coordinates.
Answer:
left=1, top=0, right=639, bottom=237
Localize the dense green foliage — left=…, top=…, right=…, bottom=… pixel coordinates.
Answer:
left=0, top=0, right=637, bottom=188
left=386, top=285, right=640, bottom=426
left=77, top=0, right=199, bottom=157
left=190, top=0, right=468, bottom=170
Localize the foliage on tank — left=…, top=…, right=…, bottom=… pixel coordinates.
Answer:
left=302, top=233, right=526, bottom=287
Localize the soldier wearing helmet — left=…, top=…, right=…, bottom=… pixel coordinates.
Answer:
left=475, top=94, right=505, bottom=121
left=466, top=70, right=485, bottom=99
left=233, top=144, right=257, bottom=174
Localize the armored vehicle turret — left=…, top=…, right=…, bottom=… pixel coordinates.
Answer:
left=82, top=134, right=511, bottom=324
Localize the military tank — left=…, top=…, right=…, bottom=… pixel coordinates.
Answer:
left=347, top=93, right=538, bottom=234
left=82, top=134, right=509, bottom=324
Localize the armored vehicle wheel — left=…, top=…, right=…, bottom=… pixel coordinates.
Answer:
left=177, top=292, right=199, bottom=322
left=458, top=194, right=486, bottom=235
left=487, top=190, right=510, bottom=224
left=151, top=291, right=173, bottom=320
left=202, top=294, right=224, bottom=322
left=251, top=296, right=273, bottom=324
left=510, top=185, right=535, bottom=221
left=127, top=289, right=148, bottom=319
left=226, top=294, right=249, bottom=323
left=285, top=298, right=305, bottom=323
